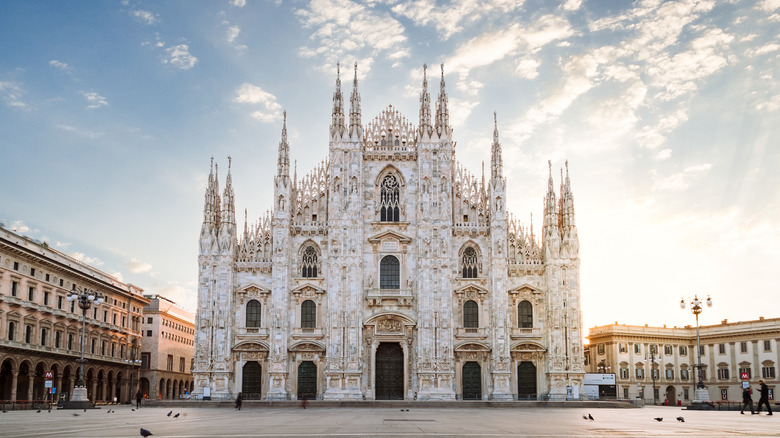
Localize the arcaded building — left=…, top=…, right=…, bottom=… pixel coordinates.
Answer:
left=192, top=65, right=585, bottom=401
left=0, top=226, right=148, bottom=404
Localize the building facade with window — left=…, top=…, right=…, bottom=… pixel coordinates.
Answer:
left=585, top=318, right=780, bottom=404
left=193, top=65, right=585, bottom=401
left=0, top=226, right=148, bottom=404
left=139, top=295, right=194, bottom=399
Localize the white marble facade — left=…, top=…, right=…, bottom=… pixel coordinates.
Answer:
left=192, top=64, right=584, bottom=401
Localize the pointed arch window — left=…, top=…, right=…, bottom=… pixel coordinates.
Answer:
left=246, top=300, right=261, bottom=328
left=380, top=255, right=400, bottom=289
left=380, top=174, right=400, bottom=222
left=464, top=300, right=479, bottom=329
left=301, top=300, right=316, bottom=329
left=462, top=247, right=478, bottom=278
left=518, top=300, right=533, bottom=328
left=301, top=246, right=318, bottom=278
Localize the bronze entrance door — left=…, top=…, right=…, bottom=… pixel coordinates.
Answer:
left=462, top=361, right=482, bottom=400
left=375, top=343, right=404, bottom=400
left=517, top=361, right=537, bottom=400
left=242, top=361, right=262, bottom=400
left=297, top=361, right=316, bottom=400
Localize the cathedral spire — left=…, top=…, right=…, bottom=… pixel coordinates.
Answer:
left=277, top=111, right=290, bottom=178
left=560, top=160, right=576, bottom=229
left=330, top=63, right=345, bottom=138
left=222, top=156, right=235, bottom=227
left=349, top=62, right=362, bottom=138
left=543, top=160, right=558, bottom=230
left=490, top=112, right=504, bottom=181
left=435, top=63, right=450, bottom=137
left=419, top=63, right=432, bottom=138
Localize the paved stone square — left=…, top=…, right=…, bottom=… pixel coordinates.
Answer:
left=0, top=405, right=776, bottom=437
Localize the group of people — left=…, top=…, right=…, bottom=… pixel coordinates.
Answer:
left=741, top=380, right=773, bottom=415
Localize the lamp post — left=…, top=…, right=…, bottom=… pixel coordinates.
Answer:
left=597, top=359, right=611, bottom=374
left=647, top=350, right=660, bottom=405
left=63, top=288, right=104, bottom=409
left=681, top=294, right=712, bottom=404
left=124, top=341, right=142, bottom=403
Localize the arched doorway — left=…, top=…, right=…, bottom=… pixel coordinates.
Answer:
left=462, top=361, right=482, bottom=400
left=517, top=362, right=537, bottom=400
left=0, top=359, right=13, bottom=400
left=17, top=362, right=30, bottom=400
left=297, top=361, right=316, bottom=400
left=665, top=386, right=676, bottom=405
left=33, top=363, right=46, bottom=400
left=140, top=378, right=150, bottom=398
left=242, top=361, right=262, bottom=400
left=375, top=343, right=404, bottom=400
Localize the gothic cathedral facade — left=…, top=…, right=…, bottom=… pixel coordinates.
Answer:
left=192, top=65, right=584, bottom=401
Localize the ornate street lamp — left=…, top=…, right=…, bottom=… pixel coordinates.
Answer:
left=63, top=288, right=104, bottom=409
left=124, top=341, right=142, bottom=403
left=647, top=350, right=660, bottom=405
left=681, top=295, right=712, bottom=404
left=597, top=359, right=611, bottom=374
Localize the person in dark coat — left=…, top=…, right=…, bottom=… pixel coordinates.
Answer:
left=135, top=390, right=143, bottom=409
left=756, top=380, right=773, bottom=415
left=235, top=392, right=243, bottom=410
left=741, top=387, right=754, bottom=414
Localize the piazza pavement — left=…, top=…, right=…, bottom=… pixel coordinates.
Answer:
left=0, top=403, right=776, bottom=437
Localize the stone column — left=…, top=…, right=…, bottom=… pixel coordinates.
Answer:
left=68, top=377, right=75, bottom=400
left=90, top=379, right=97, bottom=401
left=102, top=381, right=108, bottom=402
left=55, top=375, right=63, bottom=402
left=27, top=374, right=35, bottom=401
left=10, top=371, right=18, bottom=402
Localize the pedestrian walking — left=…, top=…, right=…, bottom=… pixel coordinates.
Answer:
left=756, top=380, right=773, bottom=415
left=135, top=390, right=143, bottom=409
left=741, top=387, right=755, bottom=414
left=235, top=392, right=243, bottom=410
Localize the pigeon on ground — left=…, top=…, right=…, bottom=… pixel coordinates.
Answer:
left=173, top=413, right=180, bottom=418
left=167, top=410, right=172, bottom=417
left=36, top=409, right=41, bottom=413
left=83, top=409, right=87, bottom=412
left=140, top=428, right=153, bottom=437
left=588, top=414, right=594, bottom=421
left=132, top=409, right=135, bottom=411
left=676, top=416, right=685, bottom=422
left=582, top=414, right=588, bottom=420
left=654, top=417, right=663, bottom=422
left=405, top=409, right=409, bottom=412
left=72, top=413, right=80, bottom=417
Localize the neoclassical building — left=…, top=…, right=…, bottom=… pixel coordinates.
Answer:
left=585, top=318, right=779, bottom=404
left=139, top=294, right=195, bottom=400
left=192, top=64, right=584, bottom=401
left=0, top=226, right=148, bottom=404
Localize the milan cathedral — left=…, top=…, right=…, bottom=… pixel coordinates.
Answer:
left=192, top=64, right=584, bottom=401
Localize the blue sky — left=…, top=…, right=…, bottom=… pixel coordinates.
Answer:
left=1, top=0, right=779, bottom=334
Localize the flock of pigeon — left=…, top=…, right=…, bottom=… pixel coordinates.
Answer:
left=584, top=414, right=685, bottom=423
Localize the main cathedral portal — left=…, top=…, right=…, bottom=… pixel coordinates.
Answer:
left=375, top=343, right=404, bottom=400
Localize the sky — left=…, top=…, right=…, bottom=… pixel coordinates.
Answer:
left=1, top=0, right=779, bottom=337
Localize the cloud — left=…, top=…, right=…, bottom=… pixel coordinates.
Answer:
left=69, top=252, right=104, bottom=266
left=0, top=81, right=26, bottom=108
left=9, top=220, right=30, bottom=233
left=392, top=0, right=523, bottom=39
left=164, top=44, right=198, bottom=69
left=128, top=258, right=153, bottom=273
left=49, top=60, right=71, bottom=72
left=561, top=0, right=582, bottom=11
left=56, top=124, right=103, bottom=138
left=131, top=9, right=159, bottom=25
left=757, top=0, right=780, bottom=12
left=222, top=21, right=248, bottom=51
left=444, top=15, right=573, bottom=92
left=82, top=91, right=108, bottom=109
left=234, top=83, right=283, bottom=122
left=231, top=0, right=246, bottom=6
left=296, top=0, right=409, bottom=74
left=111, top=272, right=124, bottom=282
left=55, top=241, right=71, bottom=248
left=653, top=163, right=712, bottom=192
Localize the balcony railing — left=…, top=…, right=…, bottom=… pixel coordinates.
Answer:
left=454, top=327, right=488, bottom=339
left=509, top=327, right=542, bottom=339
